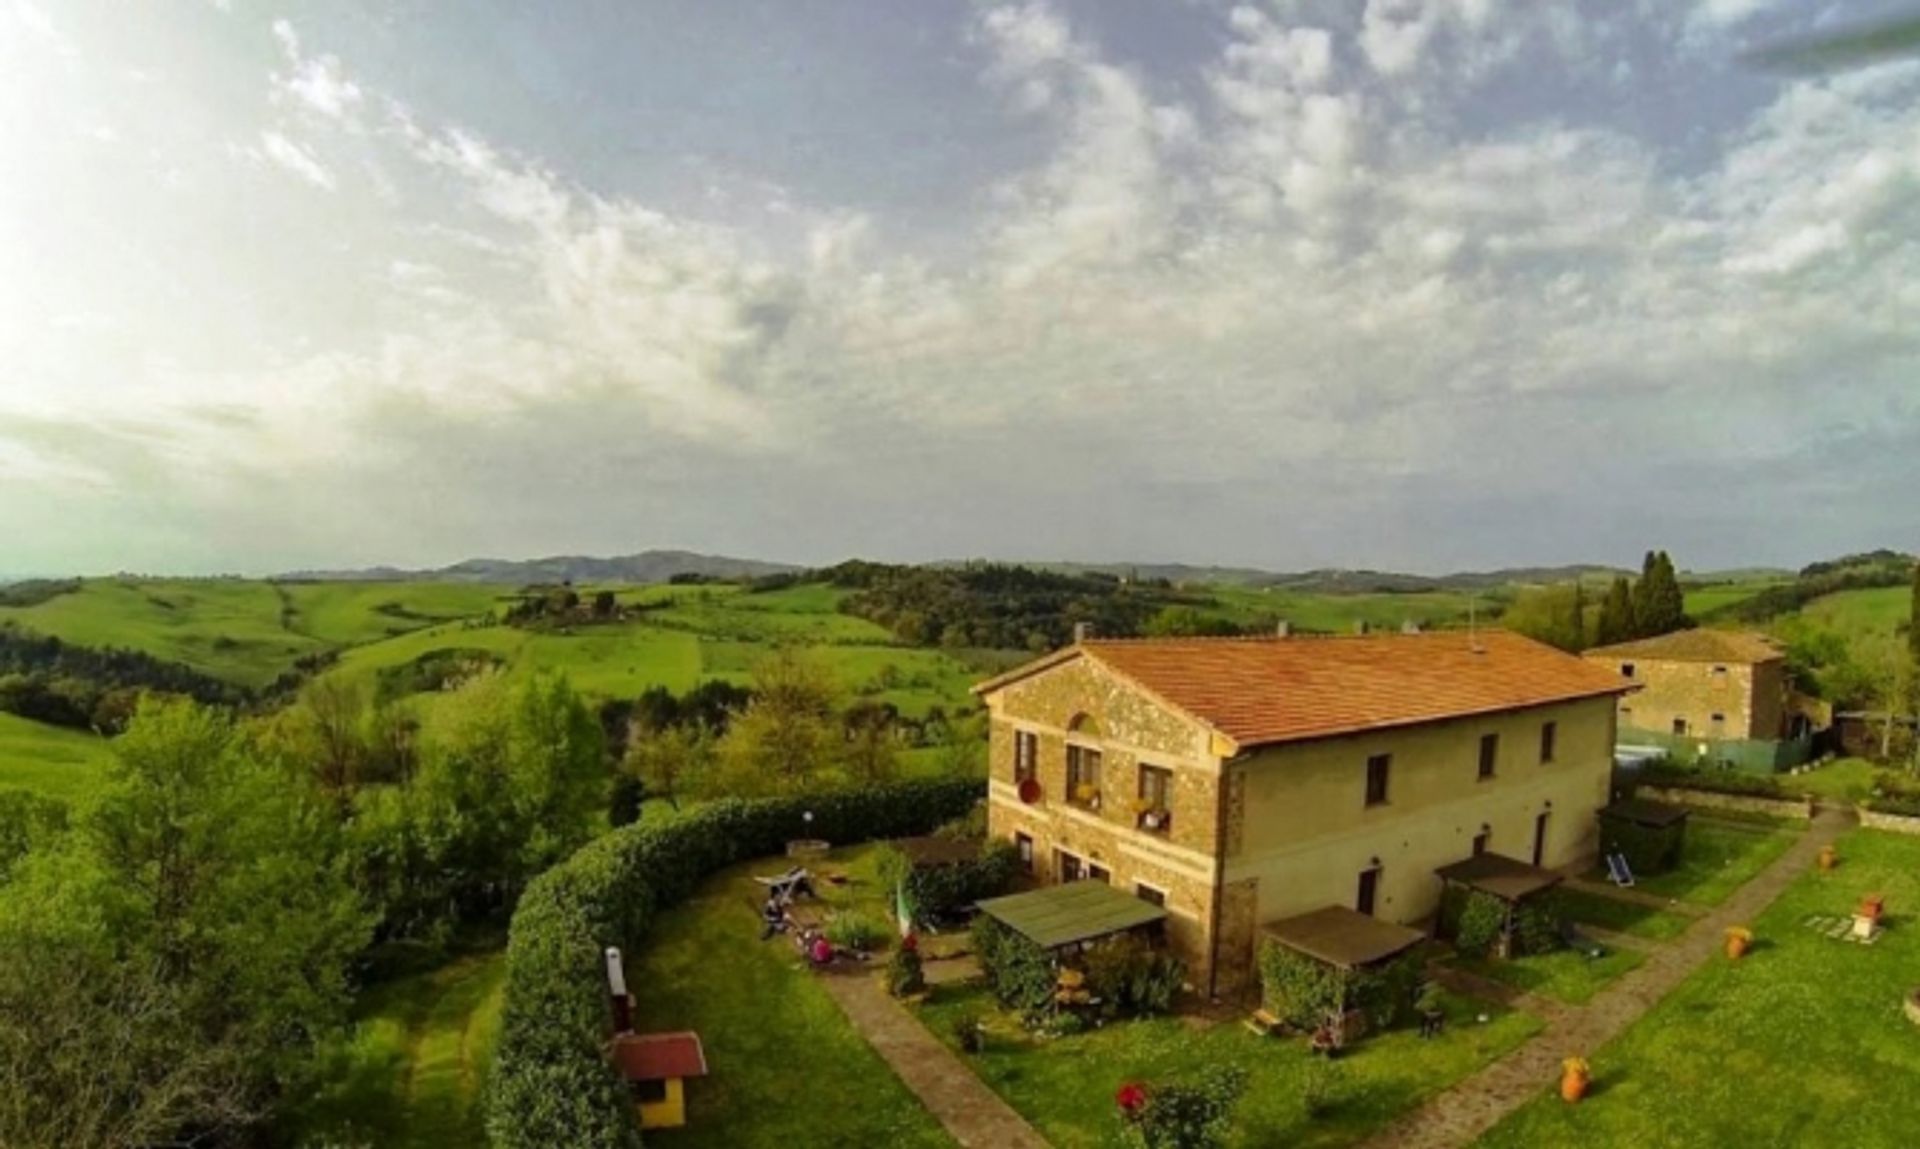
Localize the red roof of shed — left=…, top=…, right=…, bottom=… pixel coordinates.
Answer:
left=613, top=1032, right=708, bottom=1081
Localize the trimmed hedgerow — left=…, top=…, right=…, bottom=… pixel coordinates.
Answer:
left=1257, top=940, right=1423, bottom=1031
left=972, top=912, right=1058, bottom=1018
left=1638, top=762, right=1783, bottom=797
left=487, top=778, right=981, bottom=1149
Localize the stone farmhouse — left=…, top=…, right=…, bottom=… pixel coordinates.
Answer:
left=1582, top=629, right=1794, bottom=744
left=975, top=630, right=1633, bottom=999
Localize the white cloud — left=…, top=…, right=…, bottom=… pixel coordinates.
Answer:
left=256, top=129, right=334, bottom=189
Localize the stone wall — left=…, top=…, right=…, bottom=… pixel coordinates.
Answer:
left=1858, top=806, right=1920, bottom=835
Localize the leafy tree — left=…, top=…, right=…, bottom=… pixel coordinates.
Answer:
left=715, top=650, right=840, bottom=796
left=1144, top=606, right=1241, bottom=638
left=623, top=722, right=716, bottom=809
left=0, top=790, right=66, bottom=884
left=592, top=589, right=617, bottom=617
left=1502, top=584, right=1588, bottom=652
left=1595, top=575, right=1636, bottom=646
left=843, top=700, right=901, bottom=787
left=0, top=698, right=370, bottom=1146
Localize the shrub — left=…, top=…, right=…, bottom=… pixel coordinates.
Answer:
left=1452, top=890, right=1507, bottom=957
left=1511, top=893, right=1566, bottom=957
left=1599, top=816, right=1684, bottom=875
left=953, top=1005, right=988, bottom=1053
left=1118, top=1066, right=1248, bottom=1149
left=887, top=938, right=925, bottom=997
left=1082, top=935, right=1184, bottom=1019
left=1257, top=940, right=1346, bottom=1028
left=488, top=777, right=980, bottom=1149
left=971, top=913, right=1057, bottom=1018
left=1303, top=1058, right=1343, bottom=1120
left=1639, top=762, right=1783, bottom=797
left=827, top=912, right=884, bottom=952
left=882, top=839, right=1019, bottom=926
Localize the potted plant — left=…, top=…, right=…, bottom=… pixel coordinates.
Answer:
left=1074, top=782, right=1101, bottom=810
left=1724, top=926, right=1753, bottom=960
left=1818, top=844, right=1837, bottom=872
left=1560, top=1057, right=1591, bottom=1103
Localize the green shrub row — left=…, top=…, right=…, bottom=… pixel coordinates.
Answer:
left=1638, top=762, right=1784, bottom=797
left=487, top=778, right=981, bottom=1149
left=877, top=838, right=1018, bottom=924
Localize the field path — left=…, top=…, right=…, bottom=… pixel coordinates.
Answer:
left=820, top=968, right=1051, bottom=1149
left=1356, top=808, right=1851, bottom=1149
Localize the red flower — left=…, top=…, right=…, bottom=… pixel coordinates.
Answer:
left=901, top=933, right=919, bottom=953
left=1116, top=1082, right=1149, bottom=1114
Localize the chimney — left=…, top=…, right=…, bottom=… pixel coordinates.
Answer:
left=606, top=946, right=634, bottom=1035
left=1275, top=619, right=1291, bottom=638
left=1073, top=622, right=1093, bottom=644
left=1353, top=620, right=1370, bottom=636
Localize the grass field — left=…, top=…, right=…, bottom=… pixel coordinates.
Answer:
left=1607, top=818, right=1800, bottom=908
left=624, top=843, right=952, bottom=1149
left=1208, top=586, right=1482, bottom=633
left=0, top=712, right=112, bottom=800
left=1681, top=579, right=1790, bottom=620
left=285, top=950, right=506, bottom=1149
left=1556, top=888, right=1692, bottom=941
left=1791, top=758, right=1882, bottom=805
left=919, top=982, right=1540, bottom=1148
left=0, top=578, right=511, bottom=688
left=1477, top=829, right=1920, bottom=1149
left=1453, top=947, right=1645, bottom=1006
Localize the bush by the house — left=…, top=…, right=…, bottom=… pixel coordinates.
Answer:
left=1116, top=1065, right=1249, bottom=1149
left=878, top=838, right=1018, bottom=925
left=1511, top=892, right=1566, bottom=957
left=971, top=912, right=1058, bottom=1019
left=1256, top=940, right=1421, bottom=1030
left=488, top=777, right=980, bottom=1149
left=826, top=912, right=884, bottom=953
left=1082, top=935, right=1185, bottom=1019
left=1442, top=887, right=1509, bottom=957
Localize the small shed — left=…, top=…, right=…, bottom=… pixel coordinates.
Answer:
left=1435, top=852, right=1564, bottom=958
left=976, top=881, right=1168, bottom=952
left=1598, top=798, right=1690, bottom=875
left=613, top=1031, right=709, bottom=1130
left=1258, top=906, right=1426, bottom=1039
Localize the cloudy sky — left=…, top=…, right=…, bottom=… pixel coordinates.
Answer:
left=2, top=0, right=1917, bottom=576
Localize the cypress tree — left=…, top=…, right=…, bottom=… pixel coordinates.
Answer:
left=1597, top=576, right=1635, bottom=646
left=1630, top=551, right=1658, bottom=637
left=1640, top=551, right=1688, bottom=637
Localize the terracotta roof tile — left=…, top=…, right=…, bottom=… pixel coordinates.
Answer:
left=1583, top=628, right=1781, bottom=665
left=986, top=630, right=1631, bottom=751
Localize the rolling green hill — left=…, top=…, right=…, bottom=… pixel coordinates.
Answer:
left=0, top=712, right=112, bottom=800
left=0, top=579, right=510, bottom=689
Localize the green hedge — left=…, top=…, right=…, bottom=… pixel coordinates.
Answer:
left=880, top=839, right=1019, bottom=924
left=1638, top=763, right=1784, bottom=797
left=487, top=778, right=981, bottom=1149
left=1598, top=816, right=1685, bottom=875
left=972, top=912, right=1058, bottom=1018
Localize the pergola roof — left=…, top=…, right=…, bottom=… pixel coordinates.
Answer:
left=1599, top=799, right=1691, bottom=829
left=1435, top=852, right=1562, bottom=903
left=976, top=881, right=1168, bottom=950
left=891, top=836, right=984, bottom=867
left=1262, top=905, right=1425, bottom=971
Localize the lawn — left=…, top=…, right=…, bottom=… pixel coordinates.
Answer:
left=1477, top=829, right=1920, bottom=1149
left=1791, top=757, right=1882, bottom=805
left=1453, top=946, right=1645, bottom=1006
left=0, top=712, right=112, bottom=801
left=1682, top=579, right=1790, bottom=620
left=1207, top=586, right=1480, bottom=633
left=278, top=582, right=511, bottom=646
left=1796, top=585, right=1912, bottom=640
left=624, top=843, right=952, bottom=1149
left=284, top=949, right=507, bottom=1149
left=1610, top=818, right=1800, bottom=907
left=918, top=982, right=1541, bottom=1149
left=1556, top=888, right=1692, bottom=941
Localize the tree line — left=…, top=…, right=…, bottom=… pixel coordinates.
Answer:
left=1500, top=551, right=1690, bottom=654
left=0, top=623, right=244, bottom=732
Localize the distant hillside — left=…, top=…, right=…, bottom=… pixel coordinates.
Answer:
left=937, top=560, right=1629, bottom=594
left=283, top=550, right=798, bottom=586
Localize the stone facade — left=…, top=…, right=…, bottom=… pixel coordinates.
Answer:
left=982, top=651, right=1618, bottom=1001
left=1586, top=652, right=1786, bottom=743
left=1634, top=784, right=1813, bottom=821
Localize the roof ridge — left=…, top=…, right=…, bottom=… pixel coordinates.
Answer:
left=1082, top=628, right=1516, bottom=646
